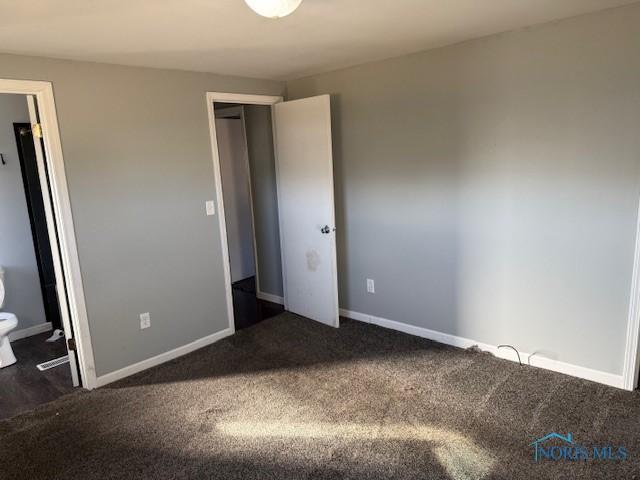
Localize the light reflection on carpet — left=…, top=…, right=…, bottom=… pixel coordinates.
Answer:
left=218, top=421, right=496, bottom=480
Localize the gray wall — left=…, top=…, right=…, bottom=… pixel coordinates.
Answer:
left=244, top=105, right=283, bottom=297
left=0, top=93, right=48, bottom=331
left=0, top=54, right=284, bottom=376
left=287, top=4, right=640, bottom=376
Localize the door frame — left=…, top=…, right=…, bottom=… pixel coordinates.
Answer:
left=205, top=92, right=283, bottom=333
left=623, top=201, right=640, bottom=390
left=0, top=79, right=96, bottom=389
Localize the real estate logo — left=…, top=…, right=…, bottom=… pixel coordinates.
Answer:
left=529, top=432, right=628, bottom=462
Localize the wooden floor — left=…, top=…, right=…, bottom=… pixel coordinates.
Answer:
left=0, top=332, right=75, bottom=420
left=232, top=276, right=284, bottom=330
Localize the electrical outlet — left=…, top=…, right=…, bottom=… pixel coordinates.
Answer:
left=140, top=312, right=151, bottom=330
left=205, top=200, right=215, bottom=216
left=366, top=278, right=375, bottom=294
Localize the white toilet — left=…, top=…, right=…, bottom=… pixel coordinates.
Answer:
left=0, top=267, right=18, bottom=368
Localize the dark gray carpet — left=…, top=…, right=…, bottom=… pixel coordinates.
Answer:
left=1, top=313, right=638, bottom=480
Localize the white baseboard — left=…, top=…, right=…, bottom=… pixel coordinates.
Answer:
left=339, top=308, right=625, bottom=390
left=8, top=321, right=52, bottom=341
left=257, top=291, right=284, bottom=305
left=95, top=328, right=234, bottom=388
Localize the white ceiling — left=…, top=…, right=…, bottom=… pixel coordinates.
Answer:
left=0, top=0, right=635, bottom=80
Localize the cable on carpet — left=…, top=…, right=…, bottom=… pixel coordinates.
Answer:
left=497, top=344, right=523, bottom=366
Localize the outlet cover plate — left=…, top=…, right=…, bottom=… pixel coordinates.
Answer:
left=367, top=279, right=375, bottom=294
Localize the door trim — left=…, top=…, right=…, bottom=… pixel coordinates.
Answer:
left=0, top=79, right=97, bottom=389
left=205, top=92, right=283, bottom=333
left=623, top=197, right=640, bottom=391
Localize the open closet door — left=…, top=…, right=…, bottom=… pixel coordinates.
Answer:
left=27, top=95, right=81, bottom=386
left=273, top=95, right=339, bottom=327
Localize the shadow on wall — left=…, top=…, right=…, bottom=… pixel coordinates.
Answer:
left=326, top=88, right=464, bottom=345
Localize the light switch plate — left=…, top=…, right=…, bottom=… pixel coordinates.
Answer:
left=205, top=200, right=215, bottom=216
left=140, top=312, right=151, bottom=330
left=367, top=279, right=375, bottom=294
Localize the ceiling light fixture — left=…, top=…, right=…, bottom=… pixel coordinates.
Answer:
left=244, top=0, right=303, bottom=19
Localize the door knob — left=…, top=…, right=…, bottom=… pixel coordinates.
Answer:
left=321, top=225, right=334, bottom=234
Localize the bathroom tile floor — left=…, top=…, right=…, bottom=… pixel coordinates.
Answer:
left=0, top=331, right=74, bottom=420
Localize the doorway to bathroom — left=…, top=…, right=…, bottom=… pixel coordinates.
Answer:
left=0, top=80, right=95, bottom=418
left=0, top=93, right=72, bottom=418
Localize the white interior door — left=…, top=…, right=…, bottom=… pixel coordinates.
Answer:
left=27, top=95, right=80, bottom=386
left=216, top=118, right=256, bottom=283
left=273, top=95, right=339, bottom=327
